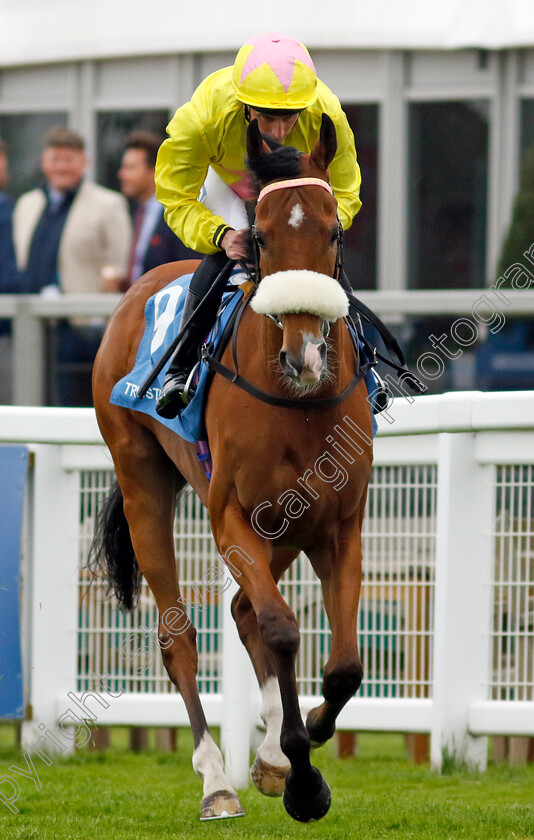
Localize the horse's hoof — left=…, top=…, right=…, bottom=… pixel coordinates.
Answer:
left=250, top=755, right=291, bottom=797
left=306, top=705, right=335, bottom=748
left=283, top=767, right=331, bottom=822
left=200, top=790, right=245, bottom=820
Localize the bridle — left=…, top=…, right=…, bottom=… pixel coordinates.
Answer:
left=200, top=175, right=363, bottom=410
left=202, top=290, right=363, bottom=411
left=250, top=176, right=345, bottom=286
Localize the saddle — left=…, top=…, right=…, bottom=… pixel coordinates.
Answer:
left=111, top=270, right=423, bottom=480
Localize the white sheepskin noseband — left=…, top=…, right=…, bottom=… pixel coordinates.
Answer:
left=251, top=270, right=349, bottom=322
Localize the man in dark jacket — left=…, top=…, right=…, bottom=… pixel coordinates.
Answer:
left=118, top=131, right=199, bottom=288
left=0, top=137, right=17, bottom=293
left=0, top=137, right=18, bottom=404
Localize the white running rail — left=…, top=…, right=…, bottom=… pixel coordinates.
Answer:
left=1, top=390, right=533, bottom=784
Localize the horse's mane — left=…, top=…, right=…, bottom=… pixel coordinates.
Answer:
left=243, top=134, right=303, bottom=260
left=246, top=134, right=302, bottom=188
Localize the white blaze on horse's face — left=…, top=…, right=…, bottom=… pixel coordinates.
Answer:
left=288, top=203, right=305, bottom=229
left=251, top=269, right=349, bottom=389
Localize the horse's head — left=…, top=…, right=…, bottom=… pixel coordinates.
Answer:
left=247, top=115, right=348, bottom=391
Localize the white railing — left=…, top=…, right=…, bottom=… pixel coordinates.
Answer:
left=1, top=391, right=533, bottom=786
left=1, top=290, right=534, bottom=404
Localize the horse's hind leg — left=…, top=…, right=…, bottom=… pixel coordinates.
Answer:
left=108, top=427, right=244, bottom=820
left=231, top=549, right=297, bottom=797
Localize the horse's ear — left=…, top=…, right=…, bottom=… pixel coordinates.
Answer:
left=246, top=119, right=271, bottom=160
left=310, top=113, right=337, bottom=172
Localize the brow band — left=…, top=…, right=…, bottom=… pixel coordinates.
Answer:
left=256, top=177, right=333, bottom=204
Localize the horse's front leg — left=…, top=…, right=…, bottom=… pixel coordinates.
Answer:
left=231, top=548, right=298, bottom=797
left=211, top=494, right=331, bottom=823
left=306, top=509, right=366, bottom=747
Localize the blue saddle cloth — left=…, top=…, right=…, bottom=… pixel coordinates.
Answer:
left=110, top=271, right=247, bottom=443
left=111, top=271, right=379, bottom=450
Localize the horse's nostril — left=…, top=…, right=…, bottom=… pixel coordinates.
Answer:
left=280, top=350, right=301, bottom=378
left=319, top=342, right=327, bottom=363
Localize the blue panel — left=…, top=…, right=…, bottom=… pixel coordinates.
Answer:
left=0, top=445, right=28, bottom=719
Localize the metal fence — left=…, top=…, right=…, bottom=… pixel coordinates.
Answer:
left=78, top=465, right=437, bottom=702
left=1, top=391, right=533, bottom=786
left=491, top=465, right=534, bottom=703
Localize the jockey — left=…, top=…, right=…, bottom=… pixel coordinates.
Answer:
left=155, top=32, right=362, bottom=419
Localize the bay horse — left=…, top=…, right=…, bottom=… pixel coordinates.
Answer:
left=91, top=115, right=373, bottom=823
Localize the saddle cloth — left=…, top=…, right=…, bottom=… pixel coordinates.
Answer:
left=110, top=270, right=248, bottom=445
left=110, top=271, right=379, bottom=467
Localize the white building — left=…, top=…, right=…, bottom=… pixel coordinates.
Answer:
left=1, top=0, right=534, bottom=390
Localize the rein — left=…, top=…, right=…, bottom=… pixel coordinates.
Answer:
left=202, top=290, right=363, bottom=411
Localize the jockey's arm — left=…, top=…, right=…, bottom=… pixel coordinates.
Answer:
left=155, top=101, right=233, bottom=255
left=156, top=91, right=362, bottom=252
left=327, top=107, right=362, bottom=230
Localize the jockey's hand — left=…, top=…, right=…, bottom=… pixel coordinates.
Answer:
left=221, top=228, right=249, bottom=261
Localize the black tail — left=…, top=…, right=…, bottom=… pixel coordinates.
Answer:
left=88, top=479, right=141, bottom=611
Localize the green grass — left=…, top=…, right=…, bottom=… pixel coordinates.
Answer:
left=0, top=725, right=533, bottom=839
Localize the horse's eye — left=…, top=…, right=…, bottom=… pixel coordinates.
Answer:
left=330, top=231, right=339, bottom=245
left=255, top=233, right=266, bottom=249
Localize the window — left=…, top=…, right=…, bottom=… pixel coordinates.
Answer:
left=96, top=110, right=170, bottom=191
left=520, top=99, right=534, bottom=154
left=482, top=98, right=534, bottom=394
left=408, top=101, right=489, bottom=290
left=496, top=98, right=534, bottom=277
left=342, top=104, right=378, bottom=290
left=0, top=113, right=67, bottom=198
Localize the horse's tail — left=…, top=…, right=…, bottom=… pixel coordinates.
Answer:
left=88, top=479, right=141, bottom=611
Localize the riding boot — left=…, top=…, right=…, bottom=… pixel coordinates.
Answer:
left=156, top=252, right=229, bottom=419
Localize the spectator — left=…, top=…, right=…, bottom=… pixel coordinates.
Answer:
left=117, top=131, right=199, bottom=289
left=12, top=127, right=132, bottom=405
left=0, top=137, right=18, bottom=404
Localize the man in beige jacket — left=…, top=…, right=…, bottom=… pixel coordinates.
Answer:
left=12, top=127, right=131, bottom=404
left=13, top=127, right=131, bottom=294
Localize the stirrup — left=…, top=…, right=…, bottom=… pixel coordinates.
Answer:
left=155, top=364, right=198, bottom=419
left=371, top=371, right=390, bottom=415
left=181, top=362, right=200, bottom=406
